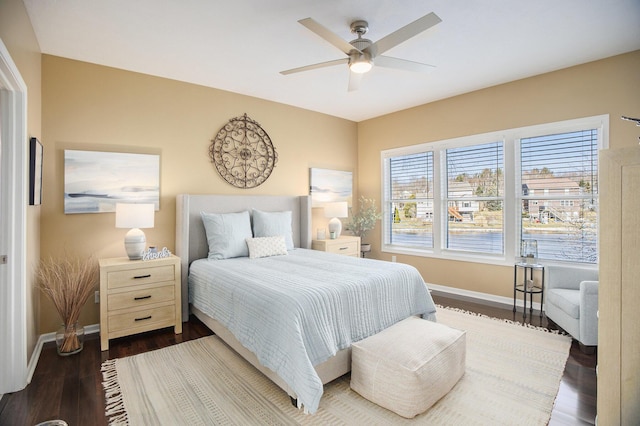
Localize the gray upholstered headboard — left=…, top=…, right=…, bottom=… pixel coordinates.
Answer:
left=175, top=194, right=312, bottom=321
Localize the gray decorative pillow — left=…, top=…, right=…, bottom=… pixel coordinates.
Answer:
left=246, top=236, right=288, bottom=259
left=201, top=211, right=252, bottom=259
left=251, top=209, right=294, bottom=250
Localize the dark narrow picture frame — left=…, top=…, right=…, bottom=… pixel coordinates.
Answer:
left=29, top=137, right=43, bottom=205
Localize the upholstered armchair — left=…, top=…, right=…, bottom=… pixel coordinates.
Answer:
left=545, top=265, right=599, bottom=352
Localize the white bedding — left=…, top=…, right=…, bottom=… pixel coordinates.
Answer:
left=188, top=248, right=436, bottom=413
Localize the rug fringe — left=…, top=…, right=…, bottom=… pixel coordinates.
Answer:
left=436, top=304, right=568, bottom=335
left=101, top=358, right=129, bottom=425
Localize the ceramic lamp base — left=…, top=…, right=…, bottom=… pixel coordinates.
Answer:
left=328, top=217, right=342, bottom=238
left=124, top=227, right=146, bottom=260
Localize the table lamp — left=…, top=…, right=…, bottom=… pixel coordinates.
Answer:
left=116, top=203, right=155, bottom=260
left=324, top=201, right=348, bottom=239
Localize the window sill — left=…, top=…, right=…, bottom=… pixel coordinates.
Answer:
left=382, top=245, right=511, bottom=267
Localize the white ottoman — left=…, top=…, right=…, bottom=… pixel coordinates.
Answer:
left=350, top=316, right=466, bottom=418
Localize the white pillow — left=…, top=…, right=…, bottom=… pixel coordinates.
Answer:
left=246, top=236, right=288, bottom=259
left=201, top=211, right=252, bottom=260
left=251, top=209, right=294, bottom=250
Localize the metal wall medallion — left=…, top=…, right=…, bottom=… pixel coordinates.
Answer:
left=209, top=113, right=278, bottom=188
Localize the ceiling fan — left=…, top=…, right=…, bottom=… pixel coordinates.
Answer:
left=280, top=12, right=442, bottom=91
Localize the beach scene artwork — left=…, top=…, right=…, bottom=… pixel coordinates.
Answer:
left=64, top=149, right=160, bottom=214
left=309, top=168, right=352, bottom=207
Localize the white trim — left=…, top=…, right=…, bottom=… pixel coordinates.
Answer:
left=0, top=38, right=28, bottom=394
left=428, top=282, right=543, bottom=312
left=26, top=324, right=100, bottom=384
left=38, top=323, right=100, bottom=344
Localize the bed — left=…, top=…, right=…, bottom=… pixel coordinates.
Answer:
left=175, top=194, right=437, bottom=413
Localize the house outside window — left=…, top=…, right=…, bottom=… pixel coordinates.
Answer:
left=381, top=115, right=607, bottom=265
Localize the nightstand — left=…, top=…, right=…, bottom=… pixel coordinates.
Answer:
left=312, top=235, right=361, bottom=257
left=99, top=255, right=182, bottom=351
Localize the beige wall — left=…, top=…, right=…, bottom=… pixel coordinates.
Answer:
left=40, top=55, right=358, bottom=332
left=357, top=50, right=640, bottom=299
left=0, top=0, right=43, bottom=362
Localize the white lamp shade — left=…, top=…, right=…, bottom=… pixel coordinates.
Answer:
left=324, top=202, right=348, bottom=218
left=116, top=203, right=155, bottom=229
left=116, top=203, right=155, bottom=260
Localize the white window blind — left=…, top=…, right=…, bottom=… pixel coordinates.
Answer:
left=520, top=130, right=598, bottom=263
left=387, top=152, right=434, bottom=248
left=446, top=142, right=504, bottom=254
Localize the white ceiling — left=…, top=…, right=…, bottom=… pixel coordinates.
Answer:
left=23, top=0, right=640, bottom=122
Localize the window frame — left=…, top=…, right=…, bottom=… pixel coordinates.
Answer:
left=380, top=115, right=608, bottom=267
left=384, top=149, right=436, bottom=249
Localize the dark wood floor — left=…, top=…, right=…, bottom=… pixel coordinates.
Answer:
left=0, top=295, right=596, bottom=425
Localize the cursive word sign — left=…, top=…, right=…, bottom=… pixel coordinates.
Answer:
left=142, top=247, right=172, bottom=261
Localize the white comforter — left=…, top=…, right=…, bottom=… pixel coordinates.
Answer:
left=188, top=248, right=436, bottom=413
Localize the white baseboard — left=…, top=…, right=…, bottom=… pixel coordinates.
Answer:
left=427, top=283, right=543, bottom=312
left=26, top=324, right=100, bottom=385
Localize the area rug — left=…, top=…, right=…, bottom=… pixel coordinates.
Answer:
left=102, top=306, right=571, bottom=425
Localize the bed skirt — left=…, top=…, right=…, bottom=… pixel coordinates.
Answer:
left=191, top=305, right=352, bottom=400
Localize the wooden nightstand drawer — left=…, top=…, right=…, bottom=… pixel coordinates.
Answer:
left=107, top=284, right=174, bottom=311
left=325, top=240, right=359, bottom=255
left=312, top=236, right=361, bottom=257
left=108, top=305, right=175, bottom=333
left=107, top=264, right=175, bottom=289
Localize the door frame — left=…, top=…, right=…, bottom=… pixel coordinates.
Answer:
left=0, top=38, right=28, bottom=394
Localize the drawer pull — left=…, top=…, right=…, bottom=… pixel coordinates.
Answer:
left=339, top=247, right=348, bottom=250
left=134, top=295, right=152, bottom=301
left=134, top=274, right=152, bottom=279
left=135, top=315, right=152, bottom=322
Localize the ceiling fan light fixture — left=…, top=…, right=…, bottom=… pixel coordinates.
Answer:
left=350, top=60, right=372, bottom=74
left=282, top=13, right=442, bottom=88
left=349, top=54, right=373, bottom=74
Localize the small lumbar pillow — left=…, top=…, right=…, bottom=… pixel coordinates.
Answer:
left=246, top=236, right=288, bottom=259
left=251, top=209, right=294, bottom=250
left=201, top=211, right=252, bottom=260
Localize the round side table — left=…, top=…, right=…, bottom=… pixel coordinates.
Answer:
left=513, top=262, right=545, bottom=319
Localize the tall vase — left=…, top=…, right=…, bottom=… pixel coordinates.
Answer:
left=55, top=322, right=85, bottom=356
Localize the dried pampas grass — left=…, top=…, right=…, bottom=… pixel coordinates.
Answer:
left=37, top=255, right=99, bottom=353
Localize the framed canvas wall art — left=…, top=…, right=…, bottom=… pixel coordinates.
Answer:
left=64, top=149, right=160, bottom=214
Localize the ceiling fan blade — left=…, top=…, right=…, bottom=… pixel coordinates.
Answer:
left=375, top=55, right=436, bottom=73
left=298, top=18, right=360, bottom=55
left=280, top=58, right=348, bottom=75
left=348, top=71, right=363, bottom=92
left=370, top=12, right=442, bottom=56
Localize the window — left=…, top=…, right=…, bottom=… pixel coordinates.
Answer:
left=381, top=116, right=607, bottom=265
left=520, top=130, right=598, bottom=263
left=386, top=152, right=434, bottom=248
left=446, top=142, right=504, bottom=254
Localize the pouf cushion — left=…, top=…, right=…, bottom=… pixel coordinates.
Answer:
left=350, top=316, right=466, bottom=418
